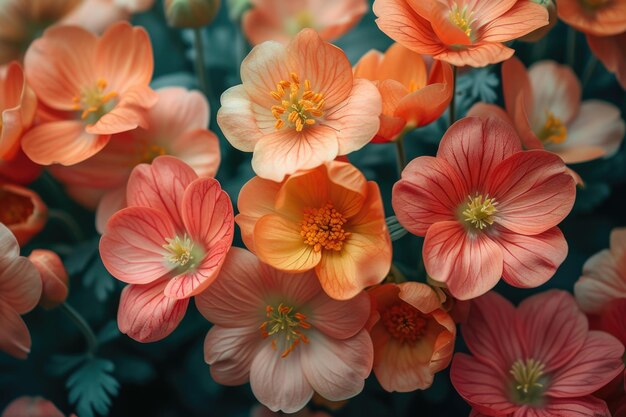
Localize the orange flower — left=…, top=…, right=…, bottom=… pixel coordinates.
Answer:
left=368, top=282, right=455, bottom=392
left=353, top=43, right=454, bottom=143
left=242, top=0, right=367, bottom=45
left=587, top=33, right=626, bottom=89
left=0, top=62, right=36, bottom=161
left=558, top=0, right=626, bottom=36
left=21, top=22, right=158, bottom=166
left=373, top=0, right=549, bottom=67
left=0, top=183, right=47, bottom=246
left=236, top=161, right=392, bottom=300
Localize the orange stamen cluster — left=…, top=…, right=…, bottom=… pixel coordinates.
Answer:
left=0, top=190, right=34, bottom=225
left=300, top=202, right=350, bottom=252
left=72, top=78, right=118, bottom=122
left=538, top=111, right=567, bottom=144
left=270, top=72, right=325, bottom=132
left=260, top=303, right=312, bottom=358
left=449, top=4, right=474, bottom=39
left=381, top=303, right=428, bottom=343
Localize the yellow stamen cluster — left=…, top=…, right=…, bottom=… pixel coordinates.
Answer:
left=270, top=72, right=325, bottom=132
left=260, top=303, right=312, bottom=358
left=462, top=194, right=498, bottom=230
left=72, top=78, right=118, bottom=122
left=538, top=111, right=567, bottom=144
left=163, top=234, right=195, bottom=267
left=510, top=358, right=547, bottom=403
left=450, top=4, right=474, bottom=38
left=300, top=202, right=350, bottom=252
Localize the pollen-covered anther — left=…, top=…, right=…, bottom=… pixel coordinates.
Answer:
left=300, top=202, right=350, bottom=252
left=382, top=303, right=428, bottom=343
left=163, top=234, right=195, bottom=267
left=509, top=358, right=547, bottom=403
left=269, top=72, right=325, bottom=132
left=72, top=78, right=118, bottom=122
left=538, top=111, right=567, bottom=144
left=449, top=4, right=474, bottom=38
left=260, top=303, right=312, bottom=358
left=462, top=194, right=498, bottom=230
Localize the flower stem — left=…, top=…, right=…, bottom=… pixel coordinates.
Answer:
left=193, top=28, right=210, bottom=98
left=449, top=65, right=457, bottom=126
left=566, top=27, right=577, bottom=67
left=395, top=133, right=407, bottom=177
left=59, top=303, right=98, bottom=357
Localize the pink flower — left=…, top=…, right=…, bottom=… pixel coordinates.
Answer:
left=99, top=156, right=234, bottom=342
left=392, top=117, right=576, bottom=300
left=1, top=396, right=76, bottom=417
left=196, top=247, right=373, bottom=413
left=0, top=223, right=42, bottom=359
left=451, top=290, right=625, bottom=417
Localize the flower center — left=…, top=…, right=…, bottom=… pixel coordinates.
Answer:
left=509, top=358, right=548, bottom=405
left=270, top=72, right=325, bottom=132
left=381, top=303, right=428, bottom=344
left=139, top=144, right=167, bottom=164
left=449, top=4, right=474, bottom=39
left=300, top=202, right=350, bottom=252
left=0, top=189, right=34, bottom=225
left=72, top=78, right=118, bottom=125
left=163, top=234, right=198, bottom=268
left=461, top=194, right=498, bottom=230
left=260, top=303, right=312, bottom=358
left=537, top=111, right=567, bottom=144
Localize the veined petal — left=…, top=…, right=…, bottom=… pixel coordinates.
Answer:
left=0, top=300, right=31, bottom=359
left=204, top=325, right=262, bottom=386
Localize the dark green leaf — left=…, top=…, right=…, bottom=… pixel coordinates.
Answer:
left=67, top=358, right=119, bottom=417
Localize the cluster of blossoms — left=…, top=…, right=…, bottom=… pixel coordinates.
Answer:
left=0, top=0, right=625, bottom=416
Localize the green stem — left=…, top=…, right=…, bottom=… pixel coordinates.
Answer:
left=581, top=55, right=598, bottom=89
left=449, top=65, right=458, bottom=126
left=59, top=303, right=98, bottom=357
left=566, top=27, right=577, bottom=67
left=193, top=28, right=210, bottom=98
left=394, top=133, right=407, bottom=177
left=47, top=209, right=85, bottom=242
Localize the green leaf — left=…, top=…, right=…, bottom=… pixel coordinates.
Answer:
left=47, top=354, right=86, bottom=377
left=83, top=257, right=116, bottom=302
left=67, top=358, right=119, bottom=417
left=97, top=321, right=121, bottom=345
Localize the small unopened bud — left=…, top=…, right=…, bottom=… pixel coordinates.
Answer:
left=519, top=0, right=557, bottom=42
left=29, top=250, right=69, bottom=310
left=164, top=0, right=221, bottom=28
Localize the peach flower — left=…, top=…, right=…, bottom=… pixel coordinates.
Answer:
left=236, top=161, right=392, bottom=300
left=0, top=223, right=42, bottom=359
left=373, top=0, right=548, bottom=67
left=587, top=33, right=626, bottom=89
left=242, top=0, right=367, bottom=45
left=367, top=282, right=455, bottom=392
left=29, top=249, right=69, bottom=310
left=99, top=156, right=234, bottom=342
left=392, top=117, right=576, bottom=300
left=557, top=0, right=626, bottom=36
left=0, top=62, right=36, bottom=161
left=1, top=396, right=76, bottom=417
left=49, top=87, right=221, bottom=232
left=451, top=290, right=624, bottom=417
left=197, top=247, right=373, bottom=413
left=353, top=43, right=454, bottom=143
left=0, top=183, right=47, bottom=246
left=217, top=29, right=381, bottom=181
left=22, top=22, right=158, bottom=166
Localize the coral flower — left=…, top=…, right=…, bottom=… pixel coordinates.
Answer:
left=587, top=33, right=626, bottom=89
left=353, top=43, right=454, bottom=143
left=0, top=62, right=36, bottom=161
left=22, top=22, right=158, bottom=166
left=0, top=183, right=47, bottom=246
left=0, top=223, right=42, bottom=359
left=217, top=28, right=381, bottom=181
left=99, top=156, right=234, bottom=342
left=242, top=0, right=368, bottom=45
left=557, top=0, right=626, bottom=36
left=197, top=247, right=374, bottom=413
left=367, top=282, right=455, bottom=392
left=373, top=0, right=548, bottom=67
left=451, top=290, right=624, bottom=417
left=236, top=160, right=391, bottom=300
left=392, top=117, right=576, bottom=300
left=49, top=87, right=221, bottom=232
left=2, top=396, right=77, bottom=417
left=29, top=250, right=69, bottom=310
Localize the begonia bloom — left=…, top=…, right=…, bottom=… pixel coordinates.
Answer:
left=217, top=29, right=381, bottom=181
left=197, top=247, right=374, bottom=413
left=451, top=290, right=624, bottom=417
left=0, top=223, right=42, bottom=359
left=373, top=0, right=549, bottom=67
left=557, top=0, right=626, bottom=36
left=353, top=43, right=454, bottom=143
left=99, top=156, right=234, bottom=342
left=1, top=396, right=76, bottom=417
left=236, top=160, right=392, bottom=300
left=392, top=117, right=576, bottom=300
left=0, top=183, right=47, bottom=246
left=242, top=0, right=367, bottom=45
left=22, top=22, right=158, bottom=166
left=0, top=62, right=36, bottom=161
left=587, top=33, right=626, bottom=89
left=367, top=282, right=455, bottom=392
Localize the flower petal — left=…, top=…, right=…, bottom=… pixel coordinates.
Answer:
left=480, top=1, right=549, bottom=43
left=0, top=255, right=42, bottom=315
left=0, top=300, right=31, bottom=359
left=521, top=396, right=611, bottom=417
left=575, top=249, right=626, bottom=315
left=204, top=325, right=262, bottom=386
left=241, top=40, right=290, bottom=109
left=217, top=85, right=267, bottom=152
left=169, top=129, right=221, bottom=178
left=236, top=176, right=282, bottom=252
left=307, top=290, right=370, bottom=340
left=433, top=42, right=514, bottom=67
left=528, top=61, right=581, bottom=126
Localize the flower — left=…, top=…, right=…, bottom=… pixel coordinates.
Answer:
left=557, top=0, right=626, bottom=36
left=0, top=223, right=42, bottom=359
left=0, top=183, right=47, bottom=246
left=392, top=117, right=576, bottom=300
left=451, top=290, right=624, bottom=417
left=1, top=396, right=76, bottom=417
left=242, top=0, right=367, bottom=45
left=196, top=247, right=373, bottom=413
left=236, top=160, right=391, bottom=300
left=518, top=0, right=558, bottom=42
left=22, top=22, right=158, bottom=166
left=217, top=28, right=381, bottom=181
left=574, top=227, right=626, bottom=315
left=353, top=43, right=454, bottom=143
left=0, top=149, right=42, bottom=185
left=164, top=0, right=220, bottom=28
left=49, top=87, right=221, bottom=232
left=367, top=282, right=455, bottom=392
left=29, top=250, right=69, bottom=310
left=587, top=32, right=626, bottom=89
left=99, top=156, right=234, bottom=342
left=0, top=62, right=36, bottom=161
left=373, top=0, right=549, bottom=67
left=251, top=404, right=331, bottom=417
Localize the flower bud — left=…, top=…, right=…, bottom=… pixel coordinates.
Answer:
left=164, top=0, right=221, bottom=28
left=29, top=250, right=69, bottom=309
left=519, top=0, right=557, bottom=42
left=0, top=183, right=47, bottom=246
